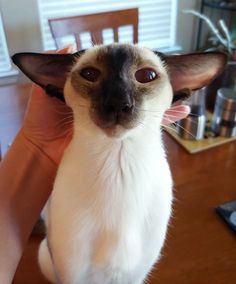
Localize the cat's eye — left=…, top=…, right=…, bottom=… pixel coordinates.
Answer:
left=135, top=68, right=158, bottom=83
left=80, top=67, right=101, bottom=82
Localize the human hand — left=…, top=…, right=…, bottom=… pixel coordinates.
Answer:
left=21, top=46, right=74, bottom=165
left=162, top=105, right=190, bottom=125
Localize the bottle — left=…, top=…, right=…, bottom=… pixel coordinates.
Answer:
left=176, top=88, right=206, bottom=140
left=212, top=88, right=236, bottom=137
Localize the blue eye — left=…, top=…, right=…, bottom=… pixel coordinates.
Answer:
left=135, top=68, right=158, bottom=83
left=80, top=67, right=101, bottom=82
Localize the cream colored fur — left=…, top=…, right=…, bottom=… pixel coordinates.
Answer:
left=39, top=44, right=173, bottom=284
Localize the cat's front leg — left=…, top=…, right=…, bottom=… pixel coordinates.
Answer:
left=39, top=240, right=74, bottom=284
left=38, top=238, right=57, bottom=283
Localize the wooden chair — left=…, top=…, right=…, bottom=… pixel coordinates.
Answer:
left=49, top=8, right=138, bottom=49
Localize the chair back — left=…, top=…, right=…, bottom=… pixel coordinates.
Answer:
left=49, top=8, right=138, bottom=49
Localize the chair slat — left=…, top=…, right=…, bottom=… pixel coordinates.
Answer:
left=49, top=8, right=139, bottom=49
left=113, top=28, right=119, bottom=42
left=91, top=31, right=103, bottom=45
left=75, top=35, right=82, bottom=49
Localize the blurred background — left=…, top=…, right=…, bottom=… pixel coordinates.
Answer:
left=0, top=0, right=202, bottom=84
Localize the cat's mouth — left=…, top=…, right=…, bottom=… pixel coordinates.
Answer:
left=90, top=107, right=139, bottom=137
left=94, top=117, right=129, bottom=137
left=102, top=125, right=125, bottom=137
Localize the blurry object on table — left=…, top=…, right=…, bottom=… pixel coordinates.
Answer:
left=206, top=61, right=236, bottom=110
left=212, top=88, right=236, bottom=137
left=176, top=88, right=206, bottom=140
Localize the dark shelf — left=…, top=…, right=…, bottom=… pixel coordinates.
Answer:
left=203, top=0, right=236, bottom=11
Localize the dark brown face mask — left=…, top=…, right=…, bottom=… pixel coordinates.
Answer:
left=12, top=46, right=227, bottom=104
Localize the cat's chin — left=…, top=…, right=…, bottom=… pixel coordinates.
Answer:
left=102, top=125, right=129, bottom=139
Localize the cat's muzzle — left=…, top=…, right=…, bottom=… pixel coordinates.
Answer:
left=90, top=102, right=139, bottom=136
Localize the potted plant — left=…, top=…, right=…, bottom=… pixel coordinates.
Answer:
left=184, top=9, right=236, bottom=111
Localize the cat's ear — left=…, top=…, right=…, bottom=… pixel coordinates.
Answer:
left=12, top=50, right=84, bottom=100
left=156, top=51, right=227, bottom=102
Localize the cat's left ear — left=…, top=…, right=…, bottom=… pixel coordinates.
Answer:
left=12, top=51, right=84, bottom=101
left=156, top=51, right=227, bottom=102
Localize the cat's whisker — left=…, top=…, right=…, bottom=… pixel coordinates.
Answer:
left=56, top=115, right=74, bottom=124
left=165, top=110, right=199, bottom=117
left=133, top=108, right=161, bottom=118
left=163, top=112, right=200, bottom=127
left=166, top=111, right=199, bottom=117
left=163, top=117, right=196, bottom=139
left=49, top=104, right=73, bottom=113
left=138, top=121, right=161, bottom=136
left=53, top=122, right=73, bottom=133
left=136, top=108, right=163, bottom=114
left=172, top=122, right=196, bottom=139
left=163, top=113, right=184, bottom=118
left=54, top=117, right=74, bottom=126
left=56, top=122, right=74, bottom=132
left=137, top=106, right=197, bottom=117
left=56, top=127, right=74, bottom=139
left=161, top=124, right=178, bottom=132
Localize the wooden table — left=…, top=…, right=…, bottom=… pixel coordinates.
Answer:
left=1, top=84, right=235, bottom=284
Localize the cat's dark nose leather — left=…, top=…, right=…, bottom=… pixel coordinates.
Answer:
left=100, top=77, right=135, bottom=125
left=104, top=100, right=134, bottom=123
left=105, top=102, right=133, bottom=116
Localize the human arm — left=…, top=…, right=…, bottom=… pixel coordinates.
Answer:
left=0, top=130, right=57, bottom=283
left=0, top=46, right=73, bottom=284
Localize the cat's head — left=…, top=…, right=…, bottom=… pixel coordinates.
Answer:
left=12, top=43, right=227, bottom=138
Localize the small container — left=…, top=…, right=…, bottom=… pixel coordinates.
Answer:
left=211, top=88, right=236, bottom=137
left=176, top=88, right=206, bottom=140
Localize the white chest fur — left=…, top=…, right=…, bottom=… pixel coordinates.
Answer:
left=39, top=127, right=173, bottom=284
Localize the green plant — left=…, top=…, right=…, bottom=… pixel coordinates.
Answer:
left=184, top=9, right=236, bottom=60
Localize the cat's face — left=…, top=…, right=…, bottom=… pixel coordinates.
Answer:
left=64, top=44, right=172, bottom=138
left=12, top=43, right=227, bottom=138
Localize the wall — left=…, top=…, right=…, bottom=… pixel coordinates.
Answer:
left=177, top=0, right=201, bottom=52
left=0, top=0, right=42, bottom=55
left=0, top=0, right=201, bottom=56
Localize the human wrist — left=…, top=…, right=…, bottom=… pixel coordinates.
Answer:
left=19, top=127, right=59, bottom=166
left=0, top=127, right=58, bottom=216
left=20, top=126, right=68, bottom=166
left=0, top=129, right=58, bottom=282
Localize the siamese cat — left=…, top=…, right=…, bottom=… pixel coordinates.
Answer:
left=12, top=43, right=226, bottom=284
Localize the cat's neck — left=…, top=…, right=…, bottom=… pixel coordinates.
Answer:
left=69, top=123, right=164, bottom=162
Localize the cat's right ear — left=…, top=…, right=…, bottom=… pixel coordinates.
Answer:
left=154, top=51, right=227, bottom=103
left=12, top=50, right=84, bottom=101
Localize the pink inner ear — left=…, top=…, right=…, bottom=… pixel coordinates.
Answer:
left=165, top=52, right=227, bottom=93
left=170, top=69, right=221, bottom=92
left=171, top=72, right=214, bottom=91
left=12, top=52, right=79, bottom=90
left=162, top=105, right=190, bottom=125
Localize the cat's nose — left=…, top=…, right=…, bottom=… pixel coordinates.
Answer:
left=121, top=103, right=134, bottom=113
left=105, top=102, right=134, bottom=116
